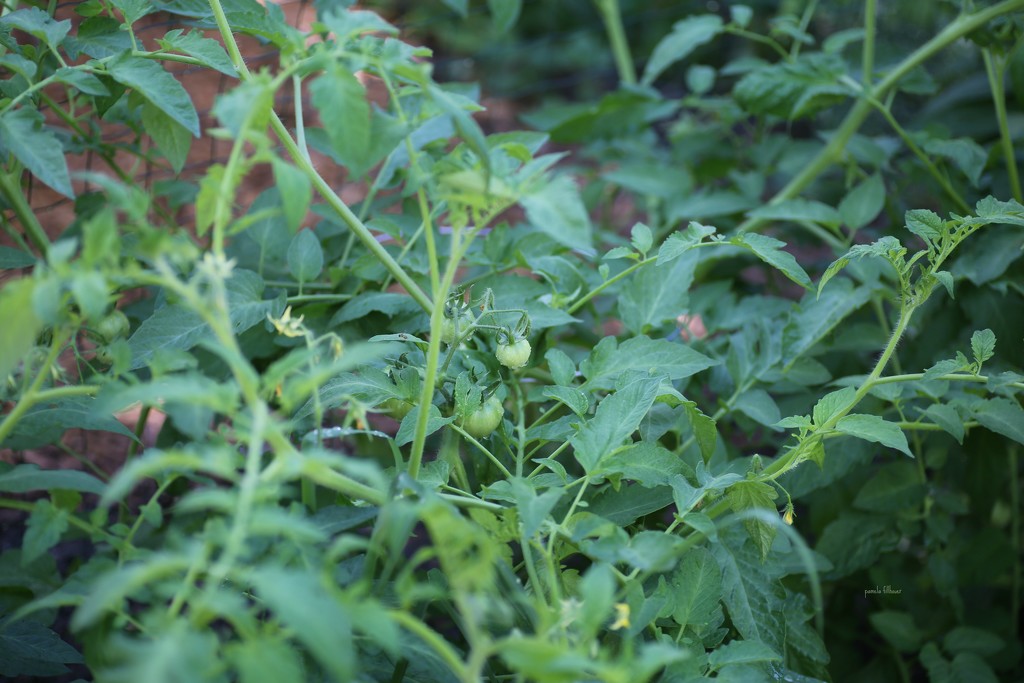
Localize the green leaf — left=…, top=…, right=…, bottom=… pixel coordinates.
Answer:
left=521, top=174, right=594, bottom=250
left=545, top=347, right=576, bottom=386
left=733, top=389, right=782, bottom=430
left=669, top=547, right=722, bottom=630
left=620, top=253, right=696, bottom=334
left=287, top=229, right=323, bottom=283
left=943, top=627, right=1004, bottom=658
left=731, top=5, right=753, bottom=28
left=0, top=463, right=105, bottom=495
left=0, top=108, right=73, bottom=197
left=1, top=397, right=139, bottom=450
left=733, top=52, right=849, bottom=119
left=812, top=386, right=856, bottom=427
left=0, top=7, right=70, bottom=49
left=310, top=64, right=373, bottom=177
left=786, top=279, right=872, bottom=361
left=952, top=229, right=1024, bottom=285
left=487, top=0, right=521, bottom=33
left=107, top=53, right=200, bottom=136
left=835, top=414, right=912, bottom=456
left=748, top=198, right=842, bottom=228
left=0, top=618, right=83, bottom=677
left=971, top=398, right=1024, bottom=445
left=838, top=174, right=885, bottom=231
left=427, top=82, right=490, bottom=178
left=922, top=355, right=968, bottom=381
left=922, top=403, right=964, bottom=444
left=730, top=233, right=812, bottom=289
left=641, top=15, right=724, bottom=86
left=330, top=292, right=422, bottom=325
left=127, top=270, right=283, bottom=370
left=511, top=479, right=562, bottom=539
left=580, top=335, right=717, bottom=391
left=602, top=443, right=693, bottom=488
left=585, top=484, right=675, bottom=526
left=22, top=500, right=68, bottom=565
left=231, top=638, right=305, bottom=683
left=141, top=102, right=191, bottom=174
left=905, top=208, right=943, bottom=244
left=0, top=278, right=42, bottom=382
left=396, top=404, right=454, bottom=447
left=158, top=29, right=236, bottom=76
left=817, top=236, right=905, bottom=296
left=970, top=328, right=995, bottom=367
left=572, top=377, right=661, bottom=473
left=708, top=640, right=782, bottom=670
left=319, top=8, right=398, bottom=41
left=272, top=158, right=312, bottom=234
left=110, top=0, right=154, bottom=25
left=869, top=611, right=923, bottom=652
left=683, top=402, right=719, bottom=465
left=657, top=221, right=717, bottom=264
left=95, top=375, right=240, bottom=415
left=440, top=0, right=468, bottom=16
left=54, top=67, right=109, bottom=96
left=250, top=567, right=354, bottom=682
left=711, top=526, right=786, bottom=649
left=726, top=480, right=778, bottom=560
left=630, top=222, right=653, bottom=254
left=0, top=246, right=36, bottom=269
left=542, top=385, right=589, bottom=416
left=853, top=461, right=925, bottom=512
left=923, top=137, right=987, bottom=186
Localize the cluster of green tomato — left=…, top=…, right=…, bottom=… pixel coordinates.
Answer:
left=91, top=309, right=130, bottom=364
left=383, top=292, right=532, bottom=439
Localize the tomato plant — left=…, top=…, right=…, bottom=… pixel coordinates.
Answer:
left=0, top=1, right=1023, bottom=682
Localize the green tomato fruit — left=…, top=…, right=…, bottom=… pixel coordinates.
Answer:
left=96, top=309, right=130, bottom=343
left=382, top=398, right=415, bottom=420
left=440, top=310, right=474, bottom=345
left=460, top=396, right=503, bottom=438
left=496, top=338, right=531, bottom=369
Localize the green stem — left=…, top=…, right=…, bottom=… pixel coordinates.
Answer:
left=983, top=48, right=1023, bottom=202
left=860, top=87, right=971, bottom=214
left=204, top=0, right=432, bottom=314
left=737, top=0, right=1024, bottom=234
left=0, top=171, right=50, bottom=256
left=869, top=372, right=1024, bottom=391
left=1010, top=447, right=1021, bottom=644
left=0, top=498, right=115, bottom=541
left=762, top=301, right=915, bottom=481
left=449, top=424, right=513, bottom=480
left=594, top=0, right=636, bottom=86
left=724, top=26, right=789, bottom=60
left=862, top=0, right=877, bottom=89
left=292, top=74, right=311, bottom=165
left=388, top=610, right=469, bottom=682
left=568, top=256, right=655, bottom=315
left=0, top=330, right=69, bottom=444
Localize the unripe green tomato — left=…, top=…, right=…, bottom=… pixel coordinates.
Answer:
left=382, top=397, right=415, bottom=420
left=94, top=345, right=115, bottom=365
left=440, top=310, right=474, bottom=345
left=496, top=338, right=531, bottom=369
left=460, top=396, right=503, bottom=438
left=96, top=310, right=130, bottom=343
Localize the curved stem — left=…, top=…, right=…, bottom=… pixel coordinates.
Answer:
left=983, top=48, right=1023, bottom=202
left=737, top=0, right=1024, bottom=235
left=594, top=0, right=636, bottom=86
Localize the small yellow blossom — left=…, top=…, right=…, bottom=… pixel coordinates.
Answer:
left=783, top=507, right=795, bottom=525
left=268, top=306, right=306, bottom=338
left=610, top=602, right=630, bottom=630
